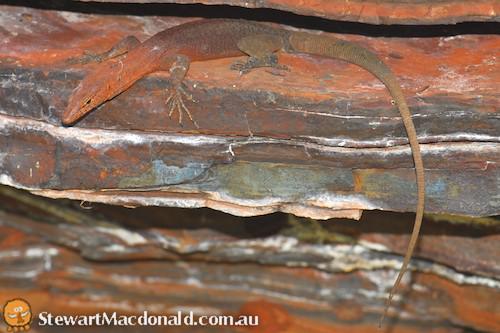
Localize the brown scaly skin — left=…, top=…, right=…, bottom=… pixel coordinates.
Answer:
left=63, top=19, right=425, bottom=326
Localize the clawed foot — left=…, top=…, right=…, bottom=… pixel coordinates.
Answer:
left=166, top=83, right=199, bottom=128
left=230, top=60, right=253, bottom=74
left=230, top=55, right=288, bottom=75
left=66, top=51, right=105, bottom=65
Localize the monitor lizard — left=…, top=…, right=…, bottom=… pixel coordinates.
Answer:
left=62, top=19, right=425, bottom=326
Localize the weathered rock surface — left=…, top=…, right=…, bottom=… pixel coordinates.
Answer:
left=0, top=5, right=498, bottom=218
left=0, top=2, right=499, bottom=333
left=0, top=187, right=499, bottom=332
left=74, top=0, right=500, bottom=25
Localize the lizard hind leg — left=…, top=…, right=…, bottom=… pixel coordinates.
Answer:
left=231, top=34, right=288, bottom=74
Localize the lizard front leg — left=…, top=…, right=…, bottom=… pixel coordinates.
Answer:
left=68, top=35, right=141, bottom=65
left=160, top=55, right=199, bottom=128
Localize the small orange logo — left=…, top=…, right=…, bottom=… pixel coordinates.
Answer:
left=2, top=299, right=32, bottom=332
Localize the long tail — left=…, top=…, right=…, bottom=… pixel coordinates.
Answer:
left=288, top=32, right=425, bottom=326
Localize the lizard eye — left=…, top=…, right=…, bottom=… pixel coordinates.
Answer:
left=82, top=98, right=92, bottom=107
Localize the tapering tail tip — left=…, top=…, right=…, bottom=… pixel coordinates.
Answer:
left=379, top=280, right=397, bottom=329
left=378, top=312, right=386, bottom=329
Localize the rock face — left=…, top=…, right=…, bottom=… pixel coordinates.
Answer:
left=0, top=186, right=499, bottom=332
left=0, top=5, right=498, bottom=218
left=0, top=1, right=499, bottom=332
left=72, top=0, right=500, bottom=24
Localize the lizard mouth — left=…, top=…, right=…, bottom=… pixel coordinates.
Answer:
left=62, top=84, right=101, bottom=126
left=62, top=102, right=88, bottom=126
left=62, top=74, right=132, bottom=126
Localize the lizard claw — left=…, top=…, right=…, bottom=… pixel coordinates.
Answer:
left=230, top=61, right=251, bottom=74
left=230, top=55, right=289, bottom=75
left=165, top=84, right=199, bottom=128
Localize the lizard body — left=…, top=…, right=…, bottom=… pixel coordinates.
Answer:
left=62, top=19, right=425, bottom=325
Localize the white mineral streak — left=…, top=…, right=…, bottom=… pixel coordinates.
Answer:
left=232, top=236, right=500, bottom=289
left=1, top=114, right=498, bottom=218
left=96, top=227, right=148, bottom=246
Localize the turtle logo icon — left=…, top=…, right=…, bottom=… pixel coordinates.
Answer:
left=2, top=299, right=32, bottom=332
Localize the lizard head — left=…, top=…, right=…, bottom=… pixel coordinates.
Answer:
left=62, top=73, right=118, bottom=126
